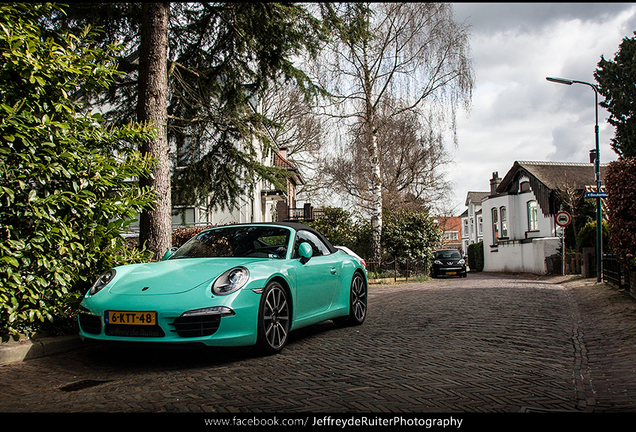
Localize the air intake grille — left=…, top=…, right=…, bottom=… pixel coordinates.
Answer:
left=78, top=313, right=102, bottom=335
left=172, top=315, right=221, bottom=338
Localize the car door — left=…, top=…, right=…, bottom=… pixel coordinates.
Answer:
left=292, top=230, right=342, bottom=322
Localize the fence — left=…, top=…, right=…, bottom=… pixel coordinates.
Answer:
left=366, top=257, right=430, bottom=282
left=603, top=253, right=632, bottom=290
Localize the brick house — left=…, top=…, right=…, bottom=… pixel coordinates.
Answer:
left=434, top=216, right=463, bottom=252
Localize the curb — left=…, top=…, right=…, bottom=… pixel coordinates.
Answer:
left=0, top=336, right=83, bottom=366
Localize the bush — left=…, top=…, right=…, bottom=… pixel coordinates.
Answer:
left=467, top=241, right=483, bottom=272
left=311, top=207, right=441, bottom=266
left=309, top=207, right=371, bottom=258
left=382, top=209, right=441, bottom=261
left=308, top=207, right=359, bottom=248
left=577, top=220, right=610, bottom=251
left=0, top=4, right=156, bottom=336
left=172, top=225, right=216, bottom=248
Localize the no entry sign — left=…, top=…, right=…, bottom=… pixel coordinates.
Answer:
left=555, top=211, right=572, bottom=227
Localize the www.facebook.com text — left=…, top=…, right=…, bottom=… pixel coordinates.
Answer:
left=204, top=415, right=463, bottom=428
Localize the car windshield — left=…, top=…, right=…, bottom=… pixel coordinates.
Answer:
left=435, top=250, right=462, bottom=259
left=171, top=226, right=291, bottom=259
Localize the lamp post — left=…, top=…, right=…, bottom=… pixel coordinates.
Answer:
left=546, top=77, right=603, bottom=282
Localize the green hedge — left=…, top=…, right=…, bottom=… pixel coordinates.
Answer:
left=0, top=4, right=155, bottom=336
left=467, top=241, right=483, bottom=272
left=605, top=157, right=636, bottom=267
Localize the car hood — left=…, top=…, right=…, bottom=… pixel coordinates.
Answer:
left=108, top=258, right=262, bottom=296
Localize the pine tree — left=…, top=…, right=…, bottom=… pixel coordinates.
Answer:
left=52, top=3, right=329, bottom=257
left=594, top=32, right=636, bottom=159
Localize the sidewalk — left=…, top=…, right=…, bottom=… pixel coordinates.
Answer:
left=0, top=335, right=82, bottom=366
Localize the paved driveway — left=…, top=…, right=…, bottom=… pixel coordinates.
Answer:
left=1, top=273, right=636, bottom=417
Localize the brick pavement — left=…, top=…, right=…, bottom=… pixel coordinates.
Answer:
left=0, top=273, right=635, bottom=416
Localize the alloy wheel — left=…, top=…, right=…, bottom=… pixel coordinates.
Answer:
left=350, top=273, right=367, bottom=324
left=260, top=283, right=290, bottom=352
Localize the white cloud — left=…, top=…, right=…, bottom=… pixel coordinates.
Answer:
left=448, top=3, right=636, bottom=213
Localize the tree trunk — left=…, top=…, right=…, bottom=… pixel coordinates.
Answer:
left=363, top=38, right=383, bottom=265
left=370, top=128, right=383, bottom=265
left=137, top=3, right=171, bottom=260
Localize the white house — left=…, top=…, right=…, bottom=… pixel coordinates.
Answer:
left=481, top=161, right=607, bottom=274
left=128, top=96, right=310, bottom=232
left=461, top=191, right=488, bottom=252
left=170, top=147, right=304, bottom=227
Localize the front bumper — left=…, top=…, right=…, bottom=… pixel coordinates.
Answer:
left=78, top=289, right=261, bottom=347
left=431, top=266, right=467, bottom=276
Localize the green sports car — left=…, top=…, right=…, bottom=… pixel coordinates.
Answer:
left=78, top=223, right=367, bottom=354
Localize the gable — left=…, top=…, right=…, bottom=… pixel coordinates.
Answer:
left=496, top=161, right=607, bottom=215
left=465, top=191, right=489, bottom=206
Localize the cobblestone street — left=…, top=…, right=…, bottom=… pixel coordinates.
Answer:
left=1, top=273, right=636, bottom=427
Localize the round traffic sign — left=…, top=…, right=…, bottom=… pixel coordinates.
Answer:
left=555, top=211, right=572, bottom=227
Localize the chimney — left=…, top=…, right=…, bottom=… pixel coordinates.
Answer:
left=490, top=171, right=501, bottom=195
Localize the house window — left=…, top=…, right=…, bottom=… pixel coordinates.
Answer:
left=172, top=207, right=195, bottom=226
left=444, top=231, right=459, bottom=241
left=478, top=216, right=482, bottom=235
left=500, top=206, right=508, bottom=238
left=491, top=208, right=498, bottom=243
left=527, top=201, right=538, bottom=231
left=463, top=219, right=469, bottom=236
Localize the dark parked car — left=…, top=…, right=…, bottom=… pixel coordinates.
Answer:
left=431, top=249, right=467, bottom=278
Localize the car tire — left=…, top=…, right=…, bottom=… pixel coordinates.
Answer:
left=256, top=281, right=290, bottom=355
left=335, top=272, right=367, bottom=327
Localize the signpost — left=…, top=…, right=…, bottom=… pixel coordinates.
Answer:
left=555, top=211, right=572, bottom=275
left=584, top=191, right=608, bottom=198
left=555, top=211, right=572, bottom=228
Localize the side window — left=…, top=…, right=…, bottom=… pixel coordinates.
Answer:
left=293, top=230, right=331, bottom=258
left=491, top=207, right=498, bottom=243
left=500, top=206, right=508, bottom=238
left=527, top=200, right=539, bottom=231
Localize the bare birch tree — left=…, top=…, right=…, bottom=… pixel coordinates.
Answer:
left=313, top=3, right=474, bottom=264
left=322, top=99, right=455, bottom=213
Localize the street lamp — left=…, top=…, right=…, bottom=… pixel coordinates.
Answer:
left=546, top=77, right=603, bottom=282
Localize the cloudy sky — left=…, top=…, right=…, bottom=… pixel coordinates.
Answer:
left=446, top=3, right=636, bottom=213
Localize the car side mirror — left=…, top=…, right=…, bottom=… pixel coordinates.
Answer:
left=299, top=242, right=313, bottom=264
left=162, top=247, right=179, bottom=261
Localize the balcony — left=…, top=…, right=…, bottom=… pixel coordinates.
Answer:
left=277, top=202, right=323, bottom=222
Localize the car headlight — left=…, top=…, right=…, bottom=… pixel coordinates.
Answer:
left=90, top=269, right=116, bottom=295
left=434, top=260, right=442, bottom=265
left=458, top=259, right=466, bottom=265
left=212, top=267, right=250, bottom=296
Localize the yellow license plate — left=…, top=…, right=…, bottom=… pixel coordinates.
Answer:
left=447, top=272, right=457, bottom=275
left=106, top=311, right=157, bottom=326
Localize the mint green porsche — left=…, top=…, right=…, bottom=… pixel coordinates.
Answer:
left=78, top=223, right=367, bottom=354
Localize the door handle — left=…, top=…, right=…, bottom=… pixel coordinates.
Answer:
left=330, top=267, right=337, bottom=275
